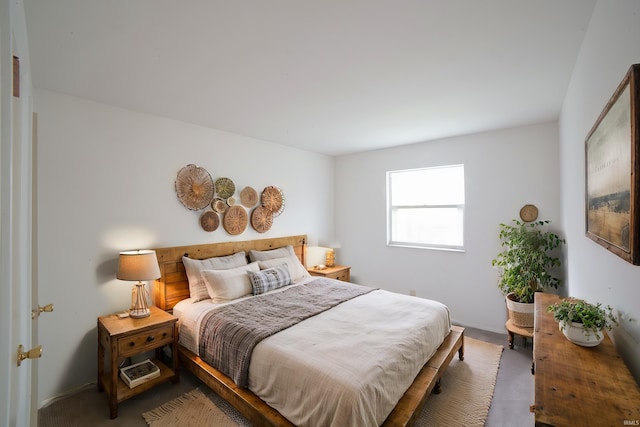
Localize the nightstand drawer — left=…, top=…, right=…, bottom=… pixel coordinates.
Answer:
left=118, top=325, right=174, bottom=356
left=332, top=270, right=350, bottom=282
left=308, top=265, right=351, bottom=282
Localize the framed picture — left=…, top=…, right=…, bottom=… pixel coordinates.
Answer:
left=585, top=64, right=640, bottom=264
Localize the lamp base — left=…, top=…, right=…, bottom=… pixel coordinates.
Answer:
left=129, top=308, right=151, bottom=318
left=130, top=281, right=151, bottom=319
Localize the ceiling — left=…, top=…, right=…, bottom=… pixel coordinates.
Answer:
left=24, top=0, right=596, bottom=156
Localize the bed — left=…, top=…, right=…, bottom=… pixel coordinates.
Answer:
left=153, top=234, right=464, bottom=427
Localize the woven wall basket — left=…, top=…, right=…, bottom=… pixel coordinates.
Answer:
left=261, top=185, right=284, bottom=216
left=175, top=164, right=214, bottom=210
left=215, top=177, right=236, bottom=199
left=199, top=211, right=219, bottom=232
left=240, top=186, right=258, bottom=208
left=223, top=205, right=248, bottom=235
left=251, top=206, right=273, bottom=233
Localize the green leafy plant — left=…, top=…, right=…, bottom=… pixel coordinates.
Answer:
left=491, top=219, right=565, bottom=303
left=547, top=298, right=618, bottom=339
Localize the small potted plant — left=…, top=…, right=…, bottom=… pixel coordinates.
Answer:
left=491, top=219, right=565, bottom=327
left=547, top=298, right=618, bottom=347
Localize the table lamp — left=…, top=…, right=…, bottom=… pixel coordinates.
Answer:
left=325, top=243, right=341, bottom=268
left=325, top=249, right=335, bottom=267
left=116, top=250, right=161, bottom=318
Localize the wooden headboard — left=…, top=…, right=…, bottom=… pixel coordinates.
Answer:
left=153, top=234, right=307, bottom=311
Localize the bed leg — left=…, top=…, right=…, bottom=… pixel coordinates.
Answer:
left=458, top=336, right=464, bottom=361
left=433, top=379, right=442, bottom=394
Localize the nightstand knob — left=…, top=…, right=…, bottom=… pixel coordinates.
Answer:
left=146, top=336, right=155, bottom=342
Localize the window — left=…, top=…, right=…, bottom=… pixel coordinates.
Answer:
left=387, top=164, right=465, bottom=250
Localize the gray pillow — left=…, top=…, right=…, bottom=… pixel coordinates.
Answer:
left=248, top=264, right=292, bottom=295
left=248, top=245, right=295, bottom=262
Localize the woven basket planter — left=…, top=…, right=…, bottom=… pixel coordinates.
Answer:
left=506, top=293, right=534, bottom=328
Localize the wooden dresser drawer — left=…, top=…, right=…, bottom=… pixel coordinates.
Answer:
left=118, top=325, right=174, bottom=357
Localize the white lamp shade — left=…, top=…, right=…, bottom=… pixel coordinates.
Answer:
left=306, top=246, right=331, bottom=268
left=117, top=250, right=161, bottom=281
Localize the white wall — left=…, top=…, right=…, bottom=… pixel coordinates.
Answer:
left=335, top=122, right=561, bottom=333
left=559, top=0, right=640, bottom=380
left=34, top=89, right=335, bottom=405
left=32, top=1, right=640, bottom=406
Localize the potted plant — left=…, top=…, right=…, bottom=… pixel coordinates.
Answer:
left=491, top=219, right=565, bottom=327
left=547, top=298, right=618, bottom=346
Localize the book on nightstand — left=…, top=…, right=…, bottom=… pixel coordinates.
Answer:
left=119, top=359, right=160, bottom=388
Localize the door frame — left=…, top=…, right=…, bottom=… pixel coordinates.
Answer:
left=0, top=0, right=36, bottom=426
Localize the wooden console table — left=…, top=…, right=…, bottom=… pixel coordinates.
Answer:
left=532, top=292, right=640, bottom=426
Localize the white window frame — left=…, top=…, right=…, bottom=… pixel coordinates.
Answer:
left=387, top=164, right=465, bottom=251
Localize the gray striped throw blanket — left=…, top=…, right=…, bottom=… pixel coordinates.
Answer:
left=198, top=278, right=375, bottom=387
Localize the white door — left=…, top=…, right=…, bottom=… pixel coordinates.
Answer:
left=0, top=1, right=37, bottom=426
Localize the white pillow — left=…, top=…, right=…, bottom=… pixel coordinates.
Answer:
left=258, top=256, right=311, bottom=283
left=200, top=262, right=259, bottom=303
left=182, top=252, right=248, bottom=302
left=248, top=245, right=295, bottom=262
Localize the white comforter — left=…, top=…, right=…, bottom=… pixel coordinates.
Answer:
left=175, top=277, right=451, bottom=427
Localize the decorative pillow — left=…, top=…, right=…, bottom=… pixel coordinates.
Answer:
left=248, top=265, right=292, bottom=295
left=258, top=256, right=311, bottom=283
left=200, top=262, right=259, bottom=303
left=182, top=252, right=248, bottom=302
left=248, top=245, right=295, bottom=262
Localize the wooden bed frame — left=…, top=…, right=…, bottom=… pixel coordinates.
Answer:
left=153, top=234, right=464, bottom=427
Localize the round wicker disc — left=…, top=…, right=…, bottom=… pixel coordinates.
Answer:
left=215, top=177, right=236, bottom=199
left=223, top=205, right=248, bottom=235
left=251, top=206, right=273, bottom=233
left=519, top=204, right=538, bottom=222
left=175, top=164, right=214, bottom=210
left=199, top=211, right=219, bottom=232
left=261, top=186, right=284, bottom=216
left=240, top=186, right=259, bottom=208
left=212, top=198, right=228, bottom=214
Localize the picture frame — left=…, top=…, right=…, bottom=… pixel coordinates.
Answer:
left=585, top=64, right=640, bottom=265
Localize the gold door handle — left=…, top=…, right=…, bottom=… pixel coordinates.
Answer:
left=17, top=345, right=42, bottom=367
left=32, top=303, right=54, bottom=319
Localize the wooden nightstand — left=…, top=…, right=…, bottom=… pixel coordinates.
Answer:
left=97, top=306, right=178, bottom=419
left=307, top=265, right=351, bottom=282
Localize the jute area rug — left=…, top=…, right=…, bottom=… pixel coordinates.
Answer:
left=143, top=337, right=503, bottom=427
